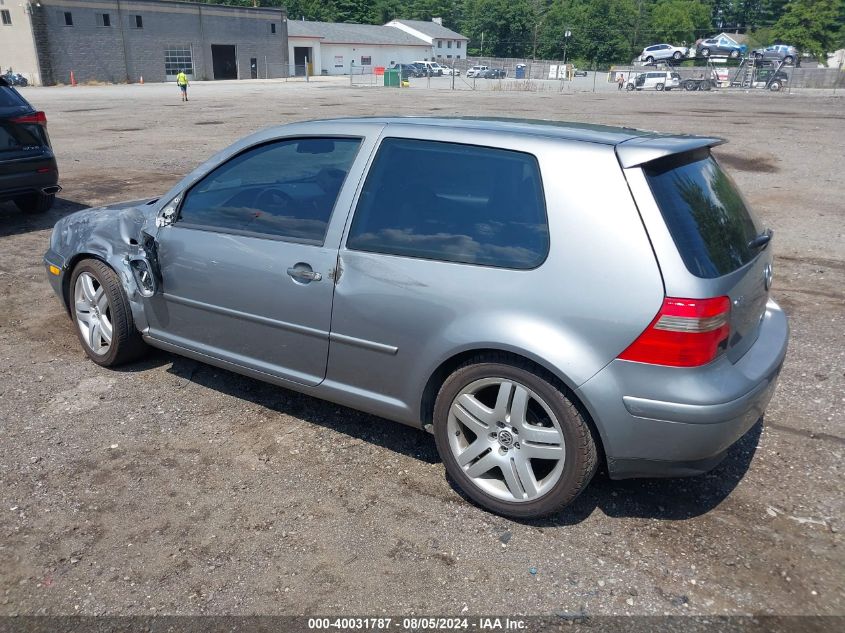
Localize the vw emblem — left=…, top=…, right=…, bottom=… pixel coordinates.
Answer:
left=497, top=430, right=515, bottom=448
left=764, top=263, right=773, bottom=291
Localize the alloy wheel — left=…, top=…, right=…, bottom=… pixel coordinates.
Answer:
left=447, top=378, right=565, bottom=503
left=74, top=272, right=113, bottom=355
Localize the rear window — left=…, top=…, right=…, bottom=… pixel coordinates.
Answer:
left=644, top=150, right=762, bottom=278
left=0, top=85, right=28, bottom=108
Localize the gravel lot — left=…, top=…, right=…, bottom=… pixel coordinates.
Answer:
left=1, top=80, right=843, bottom=618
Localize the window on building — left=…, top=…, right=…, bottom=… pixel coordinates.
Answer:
left=178, top=138, right=362, bottom=244
left=63, top=12, right=73, bottom=26
left=447, top=40, right=452, bottom=48
left=446, top=54, right=452, bottom=58
left=134, top=15, right=143, bottom=28
left=457, top=41, right=462, bottom=49
left=456, top=55, right=461, bottom=59
left=270, top=23, right=276, bottom=34
left=96, top=13, right=111, bottom=27
left=347, top=138, right=549, bottom=269
left=165, top=45, right=194, bottom=78
left=1, top=10, right=11, bottom=25
left=437, top=40, right=442, bottom=48
left=361, top=56, right=372, bottom=65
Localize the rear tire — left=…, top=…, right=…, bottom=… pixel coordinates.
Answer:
left=69, top=259, right=147, bottom=367
left=626, top=83, right=634, bottom=91
left=433, top=357, right=598, bottom=519
left=14, top=192, right=54, bottom=213
left=730, top=50, right=740, bottom=59
left=700, top=48, right=710, bottom=57
left=784, top=56, right=794, bottom=65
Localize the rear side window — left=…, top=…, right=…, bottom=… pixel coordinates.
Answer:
left=644, top=150, right=762, bottom=278
left=347, top=138, right=549, bottom=269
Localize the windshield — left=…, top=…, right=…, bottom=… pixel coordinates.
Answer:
left=644, top=150, right=763, bottom=279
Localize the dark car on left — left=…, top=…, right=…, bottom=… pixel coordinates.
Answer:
left=0, top=76, right=60, bottom=213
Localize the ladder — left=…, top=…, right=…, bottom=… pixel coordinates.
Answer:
left=730, top=56, right=756, bottom=88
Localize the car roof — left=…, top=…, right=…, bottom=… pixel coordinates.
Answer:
left=285, top=117, right=725, bottom=168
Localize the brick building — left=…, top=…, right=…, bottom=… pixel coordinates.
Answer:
left=0, top=0, right=289, bottom=85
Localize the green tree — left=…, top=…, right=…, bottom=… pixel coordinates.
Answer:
left=649, top=0, right=713, bottom=44
left=541, top=0, right=639, bottom=63
left=772, top=0, right=844, bottom=62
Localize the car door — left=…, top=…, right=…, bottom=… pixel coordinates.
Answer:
left=144, top=130, right=378, bottom=386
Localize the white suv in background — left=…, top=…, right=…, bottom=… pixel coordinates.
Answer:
left=639, top=44, right=689, bottom=63
left=413, top=61, right=444, bottom=76
left=628, top=70, right=681, bottom=91
left=467, top=65, right=488, bottom=78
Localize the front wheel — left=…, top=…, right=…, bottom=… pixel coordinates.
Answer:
left=730, top=50, right=740, bottom=59
left=646, top=56, right=654, bottom=63
left=14, top=192, right=54, bottom=213
left=784, top=56, right=794, bottom=65
left=769, top=80, right=782, bottom=92
left=433, top=358, right=598, bottom=518
left=655, top=83, right=665, bottom=91
left=673, top=51, right=683, bottom=60
left=700, top=48, right=710, bottom=58
left=70, top=259, right=147, bottom=367
left=626, top=83, right=634, bottom=91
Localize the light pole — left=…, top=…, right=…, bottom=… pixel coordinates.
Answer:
left=562, top=30, right=571, bottom=67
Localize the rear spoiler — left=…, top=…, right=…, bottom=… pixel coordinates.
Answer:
left=615, top=135, right=726, bottom=169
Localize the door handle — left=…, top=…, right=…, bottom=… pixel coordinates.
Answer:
left=287, top=264, right=322, bottom=283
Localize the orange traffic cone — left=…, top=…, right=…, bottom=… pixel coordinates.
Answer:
left=139, top=75, right=144, bottom=84
left=70, top=70, right=77, bottom=86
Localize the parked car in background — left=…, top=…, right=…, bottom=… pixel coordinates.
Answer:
left=628, top=70, right=680, bottom=91
left=442, top=66, right=461, bottom=76
left=44, top=117, right=788, bottom=518
left=752, top=45, right=799, bottom=65
left=393, top=63, right=423, bottom=78
left=479, top=68, right=507, bottom=79
left=413, top=61, right=444, bottom=76
left=0, top=76, right=60, bottom=213
left=467, top=65, right=489, bottom=78
left=696, top=36, right=746, bottom=58
left=639, top=44, right=689, bottom=63
left=573, top=68, right=588, bottom=77
left=755, top=66, right=790, bottom=91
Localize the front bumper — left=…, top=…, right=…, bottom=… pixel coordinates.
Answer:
left=577, top=299, right=789, bottom=479
left=43, top=248, right=67, bottom=308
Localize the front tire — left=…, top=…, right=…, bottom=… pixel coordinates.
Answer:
left=14, top=192, right=54, bottom=213
left=673, top=51, right=683, bottom=60
left=784, top=56, right=794, bottom=65
left=656, top=83, right=665, bottom=91
left=70, top=259, right=147, bottom=367
left=433, top=358, right=598, bottom=519
left=646, top=56, right=654, bottom=63
left=700, top=48, right=710, bottom=58
left=730, top=50, right=740, bottom=59
left=769, top=80, right=782, bottom=92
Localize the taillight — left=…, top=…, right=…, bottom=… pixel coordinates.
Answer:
left=618, top=296, right=731, bottom=367
left=11, top=111, right=47, bottom=126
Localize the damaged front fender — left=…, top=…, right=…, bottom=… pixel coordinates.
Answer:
left=48, top=198, right=162, bottom=333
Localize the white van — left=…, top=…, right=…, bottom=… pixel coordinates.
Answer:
left=628, top=70, right=681, bottom=91
left=413, top=61, right=444, bottom=76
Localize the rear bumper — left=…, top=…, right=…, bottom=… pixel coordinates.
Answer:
left=577, top=299, right=789, bottom=479
left=0, top=154, right=59, bottom=202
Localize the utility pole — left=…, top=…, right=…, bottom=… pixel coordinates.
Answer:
left=481, top=32, right=484, bottom=58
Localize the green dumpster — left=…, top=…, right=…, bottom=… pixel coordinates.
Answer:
left=384, top=68, right=400, bottom=87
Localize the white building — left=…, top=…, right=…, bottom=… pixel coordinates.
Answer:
left=386, top=18, right=469, bottom=62
left=287, top=20, right=436, bottom=76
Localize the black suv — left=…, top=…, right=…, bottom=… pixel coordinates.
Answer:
left=1, top=77, right=60, bottom=213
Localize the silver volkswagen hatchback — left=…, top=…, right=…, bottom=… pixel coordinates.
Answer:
left=44, top=118, right=788, bottom=518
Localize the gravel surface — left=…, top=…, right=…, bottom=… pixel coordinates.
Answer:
left=1, top=81, right=843, bottom=617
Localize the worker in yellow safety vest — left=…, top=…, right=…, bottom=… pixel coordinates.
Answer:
left=176, top=70, right=189, bottom=102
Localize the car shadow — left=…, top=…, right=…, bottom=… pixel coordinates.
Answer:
left=0, top=197, right=88, bottom=237
left=133, top=348, right=762, bottom=522
left=147, top=350, right=442, bottom=465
